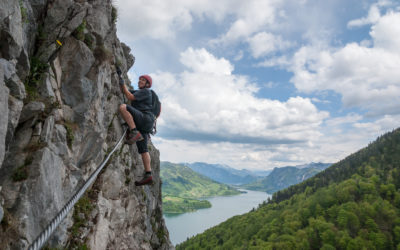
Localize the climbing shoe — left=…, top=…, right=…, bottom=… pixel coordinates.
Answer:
left=135, top=174, right=153, bottom=186
left=126, top=129, right=143, bottom=144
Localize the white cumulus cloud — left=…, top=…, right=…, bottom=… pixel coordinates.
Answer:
left=347, top=0, right=394, bottom=28
left=247, top=32, right=293, bottom=58
left=115, top=0, right=242, bottom=41
left=115, top=0, right=193, bottom=41
left=289, top=11, right=400, bottom=117
left=179, top=47, right=233, bottom=75
left=152, top=47, right=328, bottom=145
left=348, top=4, right=381, bottom=27
left=153, top=113, right=400, bottom=170
left=114, top=0, right=400, bottom=169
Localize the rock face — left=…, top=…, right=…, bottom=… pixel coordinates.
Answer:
left=0, top=1, right=172, bottom=249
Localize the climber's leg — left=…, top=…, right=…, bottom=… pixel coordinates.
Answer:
left=119, top=104, right=136, bottom=130
left=135, top=134, right=153, bottom=186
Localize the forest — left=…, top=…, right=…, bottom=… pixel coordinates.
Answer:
left=177, top=128, right=400, bottom=249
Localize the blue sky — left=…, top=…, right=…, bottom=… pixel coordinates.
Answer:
left=115, top=0, right=400, bottom=170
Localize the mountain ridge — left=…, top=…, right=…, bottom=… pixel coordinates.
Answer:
left=183, top=161, right=330, bottom=193
left=244, top=162, right=331, bottom=194
left=272, top=128, right=400, bottom=203
left=177, top=128, right=400, bottom=249
left=183, top=162, right=261, bottom=185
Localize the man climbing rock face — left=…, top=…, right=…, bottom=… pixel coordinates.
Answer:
left=117, top=66, right=154, bottom=186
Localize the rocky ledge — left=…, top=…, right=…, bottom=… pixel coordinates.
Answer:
left=0, top=0, right=172, bottom=249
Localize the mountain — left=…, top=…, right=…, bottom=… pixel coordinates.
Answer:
left=244, top=162, right=331, bottom=193
left=294, top=162, right=332, bottom=170
left=0, top=1, right=172, bottom=249
left=161, top=162, right=241, bottom=213
left=251, top=170, right=273, bottom=177
left=185, top=162, right=262, bottom=185
left=177, top=128, right=400, bottom=249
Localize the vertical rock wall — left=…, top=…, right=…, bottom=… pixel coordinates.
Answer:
left=0, top=0, right=172, bottom=249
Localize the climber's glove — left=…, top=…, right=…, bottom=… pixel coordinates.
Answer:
left=119, top=77, right=124, bottom=86
left=116, top=66, right=125, bottom=86
left=116, top=65, right=122, bottom=76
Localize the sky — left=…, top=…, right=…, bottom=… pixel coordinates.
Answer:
left=114, top=0, right=400, bottom=171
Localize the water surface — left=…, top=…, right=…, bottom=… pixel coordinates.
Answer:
left=164, top=189, right=270, bottom=245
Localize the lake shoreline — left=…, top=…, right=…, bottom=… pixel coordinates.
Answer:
left=162, top=188, right=247, bottom=214
left=164, top=189, right=271, bottom=245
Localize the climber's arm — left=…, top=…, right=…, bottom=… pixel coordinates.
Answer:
left=119, top=82, right=135, bottom=101
left=116, top=65, right=135, bottom=101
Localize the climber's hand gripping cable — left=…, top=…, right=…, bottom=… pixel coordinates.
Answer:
left=116, top=65, right=134, bottom=101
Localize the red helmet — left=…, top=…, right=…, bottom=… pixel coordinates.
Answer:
left=140, top=75, right=152, bottom=88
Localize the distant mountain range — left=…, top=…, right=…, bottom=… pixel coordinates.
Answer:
left=183, top=162, right=330, bottom=193
left=243, top=162, right=331, bottom=194
left=184, top=162, right=267, bottom=185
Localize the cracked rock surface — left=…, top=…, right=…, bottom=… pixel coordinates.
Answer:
left=0, top=1, right=172, bottom=249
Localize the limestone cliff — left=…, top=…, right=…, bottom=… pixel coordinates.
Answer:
left=0, top=0, right=173, bottom=249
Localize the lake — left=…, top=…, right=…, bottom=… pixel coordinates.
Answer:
left=163, top=189, right=271, bottom=246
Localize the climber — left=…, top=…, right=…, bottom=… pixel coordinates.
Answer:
left=117, top=66, right=155, bottom=186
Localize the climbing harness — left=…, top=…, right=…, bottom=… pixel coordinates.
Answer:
left=28, top=129, right=127, bottom=250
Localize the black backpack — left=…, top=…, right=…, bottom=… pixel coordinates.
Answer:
left=150, top=90, right=161, bottom=135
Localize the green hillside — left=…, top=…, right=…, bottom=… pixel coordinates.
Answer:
left=161, top=162, right=241, bottom=213
left=177, top=128, right=400, bottom=249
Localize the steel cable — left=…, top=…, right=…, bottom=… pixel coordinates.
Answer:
left=28, top=129, right=127, bottom=250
